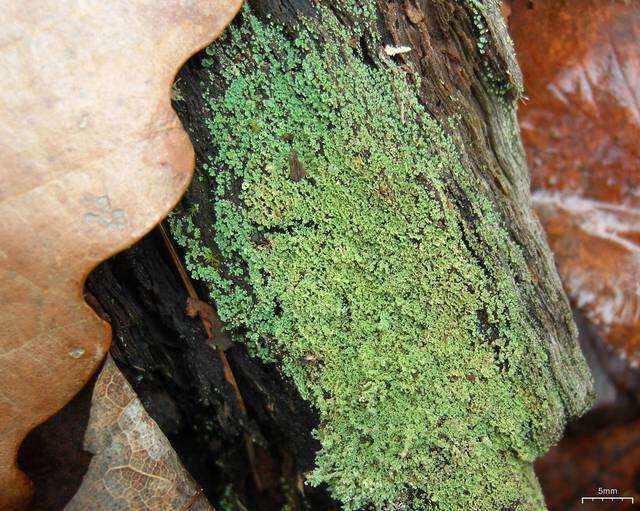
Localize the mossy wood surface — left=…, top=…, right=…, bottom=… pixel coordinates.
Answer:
left=120, top=1, right=593, bottom=510
left=170, top=0, right=594, bottom=509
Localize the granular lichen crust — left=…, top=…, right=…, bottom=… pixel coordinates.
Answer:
left=170, top=4, right=574, bottom=510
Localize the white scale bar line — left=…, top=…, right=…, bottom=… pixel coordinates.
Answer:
left=581, top=496, right=634, bottom=504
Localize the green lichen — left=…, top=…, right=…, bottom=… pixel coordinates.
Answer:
left=467, top=0, right=522, bottom=102
left=170, top=4, right=567, bottom=510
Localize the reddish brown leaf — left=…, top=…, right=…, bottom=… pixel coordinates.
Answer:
left=510, top=0, right=640, bottom=367
left=536, top=418, right=640, bottom=510
left=0, top=1, right=241, bottom=508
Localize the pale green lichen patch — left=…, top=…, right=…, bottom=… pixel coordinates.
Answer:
left=171, top=4, right=563, bottom=510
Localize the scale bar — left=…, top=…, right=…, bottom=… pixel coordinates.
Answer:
left=581, top=496, right=634, bottom=504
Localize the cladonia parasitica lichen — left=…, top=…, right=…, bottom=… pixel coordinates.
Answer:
left=170, top=3, right=571, bottom=510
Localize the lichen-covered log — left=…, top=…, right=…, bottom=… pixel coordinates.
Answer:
left=167, top=0, right=594, bottom=509
left=86, top=1, right=592, bottom=510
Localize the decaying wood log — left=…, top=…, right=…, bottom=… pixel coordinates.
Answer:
left=85, top=1, right=594, bottom=510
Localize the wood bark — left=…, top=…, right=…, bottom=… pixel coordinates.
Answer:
left=80, top=1, right=594, bottom=509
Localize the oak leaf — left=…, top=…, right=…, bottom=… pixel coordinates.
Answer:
left=0, top=1, right=241, bottom=508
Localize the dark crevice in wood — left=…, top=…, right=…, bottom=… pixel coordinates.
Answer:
left=83, top=227, right=337, bottom=510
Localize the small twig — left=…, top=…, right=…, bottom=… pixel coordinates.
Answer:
left=158, top=222, right=263, bottom=492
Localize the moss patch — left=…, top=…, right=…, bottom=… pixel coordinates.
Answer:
left=171, top=4, right=563, bottom=510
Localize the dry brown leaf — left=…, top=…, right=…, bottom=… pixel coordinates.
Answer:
left=0, top=1, right=241, bottom=508
left=64, top=356, right=213, bottom=511
left=510, top=0, right=640, bottom=366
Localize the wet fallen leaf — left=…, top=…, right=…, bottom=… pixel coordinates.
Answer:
left=536, top=417, right=640, bottom=510
left=0, top=1, right=241, bottom=508
left=510, top=0, right=640, bottom=367
left=65, top=356, right=213, bottom=511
